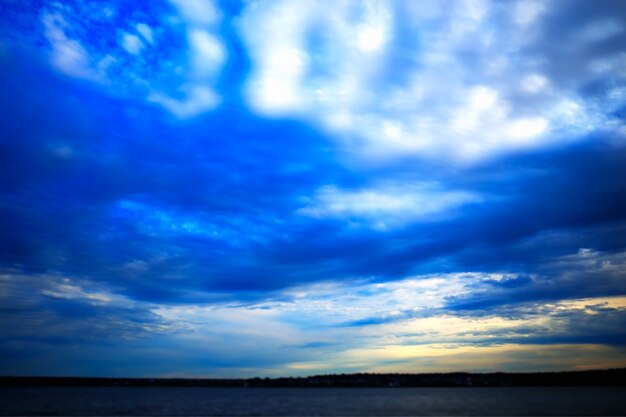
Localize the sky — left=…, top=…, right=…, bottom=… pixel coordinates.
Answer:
left=1, top=0, right=626, bottom=378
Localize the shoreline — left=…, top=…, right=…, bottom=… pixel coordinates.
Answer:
left=3, top=368, right=626, bottom=388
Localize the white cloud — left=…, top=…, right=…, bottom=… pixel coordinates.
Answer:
left=121, top=32, right=144, bottom=54
left=521, top=73, right=548, bottom=93
left=168, top=0, right=219, bottom=26
left=238, top=0, right=314, bottom=114
left=514, top=0, right=545, bottom=26
left=237, top=0, right=612, bottom=164
left=136, top=23, right=154, bottom=44
left=41, top=12, right=94, bottom=79
left=355, top=1, right=392, bottom=52
left=239, top=0, right=392, bottom=116
left=299, top=182, right=481, bottom=230
left=0, top=272, right=116, bottom=306
left=189, top=29, right=225, bottom=77
left=146, top=0, right=226, bottom=117
left=249, top=46, right=309, bottom=113
left=39, top=2, right=226, bottom=119
left=508, top=118, right=549, bottom=142
left=149, top=85, right=220, bottom=118
left=279, top=274, right=491, bottom=320
left=139, top=2, right=226, bottom=118
left=42, top=279, right=112, bottom=304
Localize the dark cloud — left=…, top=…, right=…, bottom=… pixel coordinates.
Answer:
left=2, top=48, right=626, bottom=311
left=526, top=0, right=626, bottom=90
left=0, top=48, right=352, bottom=299
left=3, top=1, right=626, bottom=304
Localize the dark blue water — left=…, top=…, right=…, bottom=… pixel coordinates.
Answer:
left=1, top=386, right=625, bottom=416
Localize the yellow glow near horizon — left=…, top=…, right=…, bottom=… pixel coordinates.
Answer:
left=295, top=343, right=626, bottom=374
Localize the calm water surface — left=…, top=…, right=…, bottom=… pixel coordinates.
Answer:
left=1, top=386, right=625, bottom=416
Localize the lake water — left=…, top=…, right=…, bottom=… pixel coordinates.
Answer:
left=1, top=386, right=626, bottom=416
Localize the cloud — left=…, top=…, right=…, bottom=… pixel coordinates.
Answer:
left=168, top=0, right=220, bottom=26
left=136, top=23, right=154, bottom=44
left=446, top=248, right=626, bottom=312
left=41, top=11, right=94, bottom=80
left=42, top=281, right=112, bottom=304
left=142, top=0, right=226, bottom=117
left=2, top=56, right=625, bottom=300
left=188, top=29, right=225, bottom=77
left=10, top=266, right=599, bottom=376
left=35, top=1, right=226, bottom=118
left=238, top=0, right=626, bottom=164
left=513, top=0, right=545, bottom=26
left=121, top=32, right=144, bottom=54
left=2, top=0, right=626, bottom=377
left=0, top=271, right=172, bottom=348
left=148, top=84, right=220, bottom=118
left=299, top=182, right=481, bottom=230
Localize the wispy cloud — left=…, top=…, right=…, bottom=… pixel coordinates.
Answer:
left=120, top=32, right=144, bottom=55
left=41, top=11, right=95, bottom=80
left=299, top=182, right=481, bottom=230
left=37, top=0, right=226, bottom=118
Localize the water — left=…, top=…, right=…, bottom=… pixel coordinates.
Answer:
left=1, top=386, right=625, bottom=416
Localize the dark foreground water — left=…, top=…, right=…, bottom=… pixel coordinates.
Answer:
left=1, top=386, right=626, bottom=416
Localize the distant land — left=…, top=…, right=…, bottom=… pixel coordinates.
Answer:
left=2, top=369, right=626, bottom=388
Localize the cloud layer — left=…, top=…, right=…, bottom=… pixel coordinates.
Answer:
left=0, top=0, right=626, bottom=376
left=239, top=0, right=626, bottom=163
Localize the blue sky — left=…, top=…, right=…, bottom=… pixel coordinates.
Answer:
left=1, top=0, right=626, bottom=377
